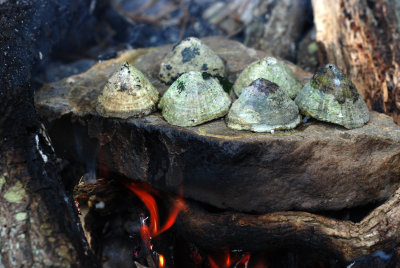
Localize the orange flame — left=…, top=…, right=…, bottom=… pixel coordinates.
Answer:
left=225, top=251, right=231, bottom=267
left=158, top=254, right=165, bottom=268
left=208, top=256, right=220, bottom=268
left=129, top=186, right=159, bottom=235
left=238, top=253, right=251, bottom=267
left=125, top=182, right=186, bottom=237
left=208, top=251, right=251, bottom=268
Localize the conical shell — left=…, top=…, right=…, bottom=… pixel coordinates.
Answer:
left=159, top=37, right=226, bottom=84
left=96, top=63, right=159, bottom=119
left=233, top=57, right=302, bottom=99
left=227, top=78, right=301, bottom=132
left=295, top=64, right=369, bottom=129
left=159, top=71, right=231, bottom=127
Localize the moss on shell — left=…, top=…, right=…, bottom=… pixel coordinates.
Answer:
left=295, top=64, right=369, bottom=129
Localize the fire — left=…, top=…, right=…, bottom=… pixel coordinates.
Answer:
left=74, top=199, right=81, bottom=215
left=158, top=254, right=165, bottom=268
left=225, top=251, right=231, bottom=267
left=125, top=181, right=186, bottom=238
left=208, top=251, right=251, bottom=268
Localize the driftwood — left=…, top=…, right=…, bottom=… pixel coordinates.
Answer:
left=312, top=0, right=400, bottom=124
left=178, top=185, right=400, bottom=262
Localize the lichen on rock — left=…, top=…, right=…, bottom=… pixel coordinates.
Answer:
left=4, top=181, right=26, bottom=203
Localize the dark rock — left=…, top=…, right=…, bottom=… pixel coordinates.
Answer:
left=35, top=37, right=400, bottom=213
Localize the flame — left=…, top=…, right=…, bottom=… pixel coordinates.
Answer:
left=225, top=250, right=231, bottom=267
left=129, top=186, right=159, bottom=235
left=238, top=253, right=251, bottom=268
left=208, top=256, right=220, bottom=268
left=208, top=251, right=251, bottom=268
left=125, top=181, right=186, bottom=238
left=158, top=254, right=165, bottom=268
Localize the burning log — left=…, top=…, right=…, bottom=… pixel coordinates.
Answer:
left=177, top=185, right=400, bottom=262
left=312, top=0, right=400, bottom=124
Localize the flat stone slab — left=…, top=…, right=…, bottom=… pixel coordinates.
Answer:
left=35, top=37, right=400, bottom=213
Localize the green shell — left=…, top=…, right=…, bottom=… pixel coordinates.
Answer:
left=159, top=37, right=226, bottom=84
left=295, top=64, right=369, bottom=129
left=96, top=63, right=159, bottom=119
left=159, top=72, right=231, bottom=127
left=227, top=78, right=301, bottom=132
left=233, top=57, right=302, bottom=99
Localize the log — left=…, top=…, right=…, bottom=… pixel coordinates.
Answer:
left=0, top=0, right=98, bottom=266
left=244, top=0, right=312, bottom=61
left=35, top=37, right=400, bottom=214
left=177, top=185, right=400, bottom=262
left=312, top=0, right=400, bottom=124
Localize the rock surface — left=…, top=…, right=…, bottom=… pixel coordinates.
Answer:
left=35, top=37, right=400, bottom=213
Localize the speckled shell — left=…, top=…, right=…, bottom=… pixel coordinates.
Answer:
left=295, top=64, right=369, bottom=129
left=233, top=57, right=302, bottom=99
left=227, top=78, right=301, bottom=132
left=158, top=71, right=231, bottom=127
left=159, top=37, right=226, bottom=84
left=96, top=63, right=159, bottom=119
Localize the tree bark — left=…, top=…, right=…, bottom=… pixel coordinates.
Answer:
left=244, top=0, right=312, bottom=61
left=177, top=185, right=400, bottom=262
left=312, top=0, right=400, bottom=124
left=0, top=0, right=98, bottom=266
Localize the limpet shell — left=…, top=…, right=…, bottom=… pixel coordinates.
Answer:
left=294, top=64, right=369, bottom=129
left=233, top=56, right=302, bottom=99
left=96, top=63, right=159, bottom=119
left=227, top=78, right=301, bottom=132
left=159, top=37, right=226, bottom=84
left=158, top=71, right=231, bottom=127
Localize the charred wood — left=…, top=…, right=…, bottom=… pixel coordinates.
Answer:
left=0, top=0, right=99, bottom=266
left=178, top=186, right=400, bottom=262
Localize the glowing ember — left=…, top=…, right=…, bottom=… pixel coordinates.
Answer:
left=139, top=213, right=153, bottom=251
left=74, top=199, right=81, bottom=215
left=158, top=254, right=165, bottom=268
